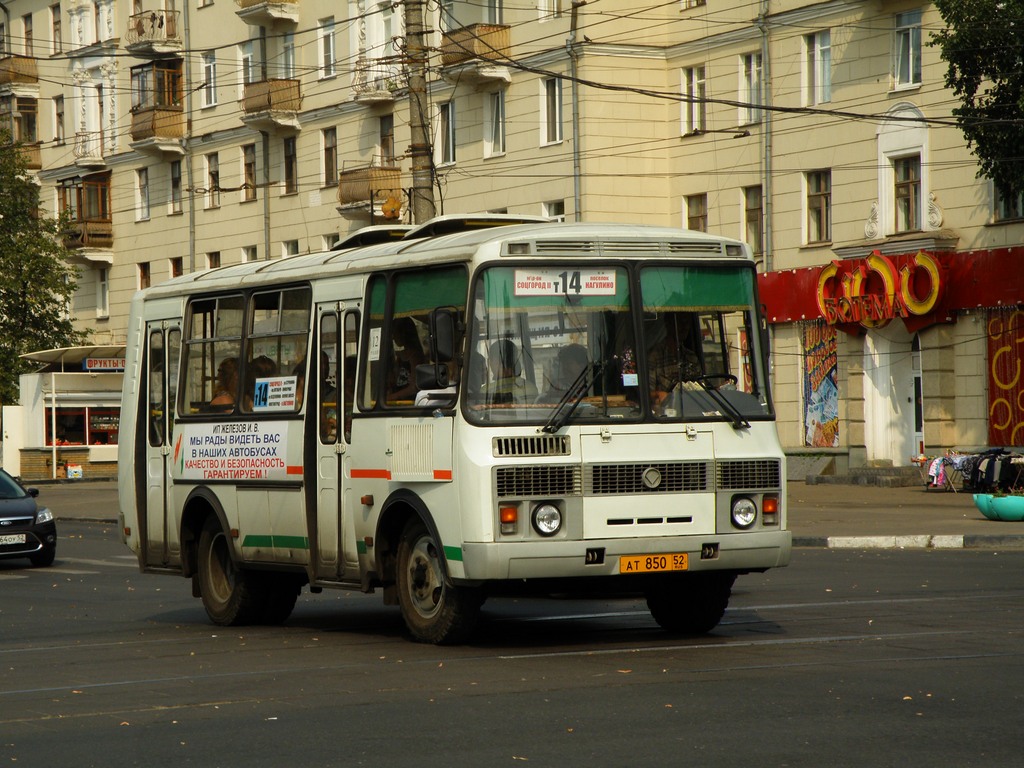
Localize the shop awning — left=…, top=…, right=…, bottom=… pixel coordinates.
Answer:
left=20, top=345, right=127, bottom=372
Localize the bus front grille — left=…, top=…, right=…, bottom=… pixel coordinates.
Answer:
left=716, top=459, right=781, bottom=490
left=495, top=465, right=582, bottom=498
left=586, top=462, right=709, bottom=495
left=493, top=435, right=571, bottom=458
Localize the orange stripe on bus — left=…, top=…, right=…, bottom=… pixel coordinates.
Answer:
left=286, top=465, right=303, bottom=475
left=433, top=469, right=453, bottom=480
left=352, top=468, right=392, bottom=480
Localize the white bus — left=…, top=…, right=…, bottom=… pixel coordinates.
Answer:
left=118, top=216, right=790, bottom=643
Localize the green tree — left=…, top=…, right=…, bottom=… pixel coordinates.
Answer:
left=0, top=129, right=88, bottom=404
left=932, top=0, right=1024, bottom=198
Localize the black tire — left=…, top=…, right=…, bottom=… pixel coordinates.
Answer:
left=396, top=518, right=482, bottom=644
left=645, top=572, right=737, bottom=635
left=196, top=517, right=264, bottom=626
left=257, top=574, right=301, bottom=625
left=29, top=546, right=56, bottom=568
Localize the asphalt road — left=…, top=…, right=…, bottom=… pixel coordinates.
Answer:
left=2, top=521, right=1022, bottom=767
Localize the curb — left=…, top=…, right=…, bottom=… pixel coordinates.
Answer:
left=795, top=534, right=1024, bottom=550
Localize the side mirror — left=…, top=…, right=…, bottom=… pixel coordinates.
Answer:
left=430, top=307, right=458, bottom=364
left=416, top=362, right=449, bottom=390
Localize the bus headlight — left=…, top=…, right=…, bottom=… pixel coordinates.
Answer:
left=531, top=503, right=562, bottom=537
left=730, top=497, right=757, bottom=529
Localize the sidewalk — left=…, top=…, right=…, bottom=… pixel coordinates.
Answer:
left=33, top=478, right=1024, bottom=549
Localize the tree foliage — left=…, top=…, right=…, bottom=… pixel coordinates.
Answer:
left=0, top=129, right=88, bottom=404
left=932, top=0, right=1024, bottom=197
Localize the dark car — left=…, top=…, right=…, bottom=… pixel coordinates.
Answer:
left=0, top=469, right=56, bottom=567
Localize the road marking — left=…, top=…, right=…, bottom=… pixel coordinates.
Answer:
left=61, top=557, right=138, bottom=569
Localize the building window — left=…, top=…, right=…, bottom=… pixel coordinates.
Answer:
left=282, top=239, right=299, bottom=258
left=202, top=52, right=217, bottom=106
left=806, top=170, right=832, bottom=243
left=485, top=91, right=506, bottom=157
left=97, top=266, right=109, bottom=318
left=136, top=168, right=150, bottom=221
left=169, top=159, right=183, bottom=214
left=51, top=4, right=62, bottom=54
left=804, top=30, right=831, bottom=105
left=5, top=96, right=38, bottom=143
left=139, top=262, right=151, bottom=290
left=740, top=53, right=763, bottom=125
left=283, top=136, right=297, bottom=194
left=280, top=32, right=296, bottom=79
left=23, top=14, right=33, bottom=58
left=323, top=127, right=337, bottom=186
left=130, top=60, right=183, bottom=112
left=206, top=152, right=220, bottom=208
left=542, top=77, right=563, bottom=144
left=681, top=0, right=706, bottom=7
left=686, top=194, right=708, bottom=232
left=0, top=24, right=6, bottom=57
left=207, top=251, right=221, bottom=270
left=994, top=187, right=1024, bottom=222
left=53, top=95, right=65, bottom=144
left=240, top=40, right=257, bottom=89
left=743, top=185, right=763, bottom=258
left=894, top=155, right=921, bottom=232
left=323, top=233, right=340, bottom=250
left=319, top=18, right=336, bottom=79
left=894, top=10, right=922, bottom=89
left=540, top=0, right=562, bottom=19
left=243, top=245, right=258, bottom=262
left=682, top=66, right=706, bottom=134
left=170, top=256, right=183, bottom=278
left=379, top=114, right=395, bottom=164
left=438, top=101, right=456, bottom=165
left=543, top=200, right=565, bottom=222
left=242, top=143, right=257, bottom=202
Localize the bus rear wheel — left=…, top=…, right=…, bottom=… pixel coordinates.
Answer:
left=197, top=517, right=263, bottom=626
left=645, top=572, right=736, bottom=635
left=396, top=519, right=481, bottom=644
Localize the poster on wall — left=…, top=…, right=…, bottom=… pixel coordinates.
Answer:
left=987, top=311, right=1024, bottom=446
left=803, top=322, right=840, bottom=448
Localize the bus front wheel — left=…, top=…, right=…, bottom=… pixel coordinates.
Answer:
left=197, top=517, right=263, bottom=626
left=645, top=572, right=736, bottom=635
left=396, top=519, right=481, bottom=644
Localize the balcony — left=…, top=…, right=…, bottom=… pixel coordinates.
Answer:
left=64, top=219, right=113, bottom=250
left=439, top=24, right=512, bottom=85
left=129, top=106, right=185, bottom=156
left=125, top=11, right=182, bottom=56
left=18, top=142, right=41, bottom=170
left=241, top=78, right=301, bottom=132
left=74, top=132, right=106, bottom=168
left=337, top=162, right=402, bottom=221
left=352, top=58, right=401, bottom=104
left=0, top=55, right=39, bottom=97
left=235, top=0, right=299, bottom=26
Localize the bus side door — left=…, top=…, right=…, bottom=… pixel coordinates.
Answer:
left=312, top=306, right=360, bottom=581
left=144, top=323, right=181, bottom=567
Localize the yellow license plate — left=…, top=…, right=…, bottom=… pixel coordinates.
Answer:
left=619, top=553, right=688, bottom=574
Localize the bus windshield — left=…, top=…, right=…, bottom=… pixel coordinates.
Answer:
left=463, top=263, right=772, bottom=425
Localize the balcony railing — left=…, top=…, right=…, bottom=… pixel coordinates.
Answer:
left=353, top=57, right=402, bottom=102
left=125, top=10, right=181, bottom=49
left=19, top=142, right=41, bottom=170
left=235, top=0, right=299, bottom=25
left=130, top=106, right=184, bottom=142
left=242, top=78, right=301, bottom=114
left=64, top=219, right=113, bottom=249
left=440, top=24, right=510, bottom=66
left=73, top=131, right=105, bottom=166
left=0, top=55, right=39, bottom=86
left=337, top=162, right=401, bottom=206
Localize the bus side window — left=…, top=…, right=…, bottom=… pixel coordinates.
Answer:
left=342, top=312, right=359, bottom=442
left=243, top=287, right=311, bottom=413
left=319, top=313, right=339, bottom=444
left=182, top=295, right=244, bottom=415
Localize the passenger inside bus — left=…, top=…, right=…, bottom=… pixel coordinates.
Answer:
left=209, top=357, right=238, bottom=411
left=538, top=343, right=589, bottom=402
left=647, top=313, right=701, bottom=411
left=484, top=339, right=537, bottom=404
left=243, top=355, right=277, bottom=410
left=387, top=317, right=426, bottom=403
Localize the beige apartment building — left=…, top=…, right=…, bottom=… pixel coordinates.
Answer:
left=2, top=0, right=1024, bottom=475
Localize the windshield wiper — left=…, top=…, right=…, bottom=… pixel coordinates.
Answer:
left=542, top=358, right=605, bottom=433
left=686, top=378, right=750, bottom=430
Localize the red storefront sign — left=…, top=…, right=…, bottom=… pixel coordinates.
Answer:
left=988, top=311, right=1024, bottom=446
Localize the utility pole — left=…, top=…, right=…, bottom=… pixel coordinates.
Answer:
left=405, top=0, right=435, bottom=223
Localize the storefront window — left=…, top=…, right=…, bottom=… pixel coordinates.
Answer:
left=45, top=406, right=120, bottom=446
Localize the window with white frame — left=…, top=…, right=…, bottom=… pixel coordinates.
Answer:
left=280, top=32, right=296, bottom=79
left=682, top=66, right=706, bottom=134
left=686, top=194, right=708, bottom=232
left=202, top=52, right=217, bottom=106
left=318, top=18, right=336, bottom=79
left=484, top=90, right=506, bottom=157
left=53, top=95, right=65, bottom=144
left=206, top=152, right=220, bottom=208
left=243, top=245, right=258, bottom=262
left=740, top=52, right=762, bottom=125
left=681, top=0, right=706, bottom=8
left=540, top=0, right=562, bottom=19
left=323, top=233, right=340, bottom=250
left=282, top=239, right=299, bottom=258
left=806, top=170, right=831, bottom=244
left=542, top=77, right=563, bottom=144
left=543, top=200, right=565, bottom=221
left=485, top=0, right=503, bottom=25
left=242, top=144, right=257, bottom=201
left=380, top=114, right=395, bottom=164
left=743, top=185, right=763, bottom=258
left=136, top=168, right=150, bottom=221
left=894, top=155, right=921, bottom=233
left=804, top=30, right=831, bottom=106
left=169, top=159, right=183, bottom=214
left=240, top=40, right=257, bottom=89
left=51, top=4, right=61, bottom=54
left=438, top=101, right=456, bottom=165
left=894, top=10, right=922, bottom=89
left=439, top=0, right=456, bottom=32
left=23, top=13, right=33, bottom=57
left=96, top=266, right=109, bottom=318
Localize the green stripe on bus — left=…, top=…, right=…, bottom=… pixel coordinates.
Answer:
left=444, top=545, right=463, bottom=562
left=241, top=535, right=310, bottom=549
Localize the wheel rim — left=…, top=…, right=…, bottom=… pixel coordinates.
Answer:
left=405, top=534, right=444, bottom=619
left=204, top=531, right=235, bottom=606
